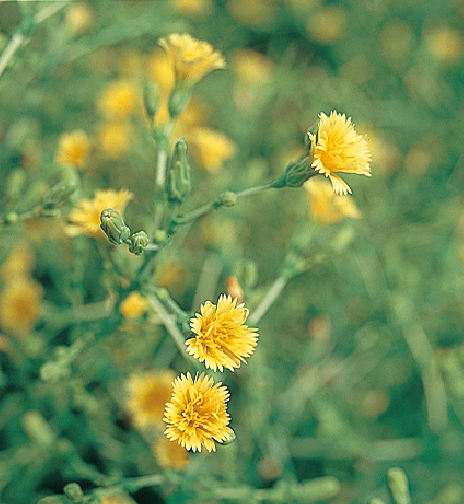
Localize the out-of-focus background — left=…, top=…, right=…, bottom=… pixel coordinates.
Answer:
left=0, top=1, right=463, bottom=503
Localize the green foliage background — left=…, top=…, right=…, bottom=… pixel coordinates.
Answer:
left=0, top=1, right=463, bottom=503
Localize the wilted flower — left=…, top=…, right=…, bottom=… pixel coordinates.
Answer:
left=308, top=111, right=372, bottom=195
left=56, top=129, right=90, bottom=168
left=164, top=372, right=234, bottom=452
left=186, top=294, right=258, bottom=372
left=158, top=33, right=226, bottom=84
left=66, top=189, right=133, bottom=238
left=304, top=178, right=361, bottom=224
left=126, top=370, right=176, bottom=430
left=0, top=278, right=43, bottom=336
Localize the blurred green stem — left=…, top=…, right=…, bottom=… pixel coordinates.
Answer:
left=0, top=2, right=68, bottom=79
left=249, top=277, right=287, bottom=325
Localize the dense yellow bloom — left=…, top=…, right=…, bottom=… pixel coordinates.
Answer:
left=98, top=80, right=139, bottom=118
left=305, top=178, right=361, bottom=224
left=189, top=127, right=236, bottom=172
left=119, top=291, right=149, bottom=318
left=126, top=370, right=176, bottom=430
left=56, top=129, right=90, bottom=168
left=309, top=111, right=372, bottom=195
left=187, top=294, right=258, bottom=372
left=164, top=372, right=234, bottom=452
left=66, top=189, right=133, bottom=238
left=154, top=435, right=191, bottom=469
left=0, top=278, right=43, bottom=336
left=158, top=33, right=226, bottom=83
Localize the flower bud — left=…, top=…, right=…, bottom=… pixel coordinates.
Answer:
left=166, top=138, right=191, bottom=204
left=100, top=208, right=131, bottom=245
left=168, top=84, right=191, bottom=118
left=272, top=157, right=317, bottom=188
left=129, top=231, right=149, bottom=255
left=215, top=191, right=237, bottom=207
left=143, top=81, right=159, bottom=119
left=42, top=169, right=78, bottom=209
left=63, top=483, right=84, bottom=502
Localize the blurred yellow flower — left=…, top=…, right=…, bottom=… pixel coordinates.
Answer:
left=98, top=122, right=132, bottom=159
left=164, top=372, right=234, bottom=452
left=147, top=49, right=176, bottom=127
left=154, top=435, right=191, bottom=469
left=127, top=370, right=176, bottom=430
left=98, top=80, right=139, bottom=118
left=304, top=178, right=361, bottom=224
left=56, top=129, right=90, bottom=168
left=158, top=33, right=226, bottom=84
left=189, top=127, right=236, bottom=172
left=309, top=111, right=372, bottom=195
left=306, top=6, right=347, bottom=45
left=0, top=278, right=43, bottom=336
left=187, top=294, right=258, bottom=372
left=119, top=291, right=149, bottom=318
left=66, top=189, right=133, bottom=238
left=231, top=49, right=274, bottom=84
left=172, top=0, right=212, bottom=15
left=423, top=26, right=462, bottom=64
left=0, top=247, right=34, bottom=281
left=65, top=2, right=94, bottom=35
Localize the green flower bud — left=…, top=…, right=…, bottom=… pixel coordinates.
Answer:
left=168, top=84, right=191, bottom=118
left=215, top=191, right=237, bottom=208
left=6, top=169, right=27, bottom=202
left=166, top=138, right=191, bottom=204
left=153, top=229, right=168, bottom=245
left=129, top=231, right=149, bottom=255
left=42, top=169, right=78, bottom=209
left=100, top=208, right=131, bottom=245
left=63, top=483, right=84, bottom=502
left=143, top=81, right=159, bottom=119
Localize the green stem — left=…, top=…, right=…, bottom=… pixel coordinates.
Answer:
left=249, top=276, right=288, bottom=325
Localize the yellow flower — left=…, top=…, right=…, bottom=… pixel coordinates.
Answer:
left=66, top=189, right=133, bottom=238
left=309, top=111, right=372, bottom=195
left=186, top=294, right=258, bottom=372
left=0, top=278, right=43, bottom=336
left=304, top=178, right=361, bottom=224
left=164, top=372, right=234, bottom=452
left=158, top=33, right=226, bottom=84
left=98, top=122, right=132, bottom=159
left=189, top=127, right=236, bottom=172
left=231, top=48, right=274, bottom=84
left=173, top=0, right=213, bottom=15
left=98, top=80, right=139, bottom=118
left=0, top=246, right=34, bottom=281
left=119, top=291, right=149, bottom=318
left=154, top=435, right=191, bottom=469
left=126, top=370, right=176, bottom=430
left=56, top=129, right=90, bottom=168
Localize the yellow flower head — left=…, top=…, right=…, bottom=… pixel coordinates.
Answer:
left=56, top=129, right=90, bottom=168
left=158, top=33, right=226, bottom=84
left=0, top=247, right=34, bottom=281
left=304, top=178, right=361, bottom=224
left=119, top=291, right=149, bottom=318
left=66, top=189, right=133, bottom=238
left=154, top=435, right=191, bottom=469
left=186, top=294, right=258, bottom=372
left=189, top=127, right=236, bottom=172
left=164, top=372, right=234, bottom=452
left=126, top=370, right=176, bottom=430
left=308, top=111, right=372, bottom=195
left=98, top=122, right=132, bottom=159
left=0, top=278, right=43, bottom=336
left=98, top=80, right=139, bottom=118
